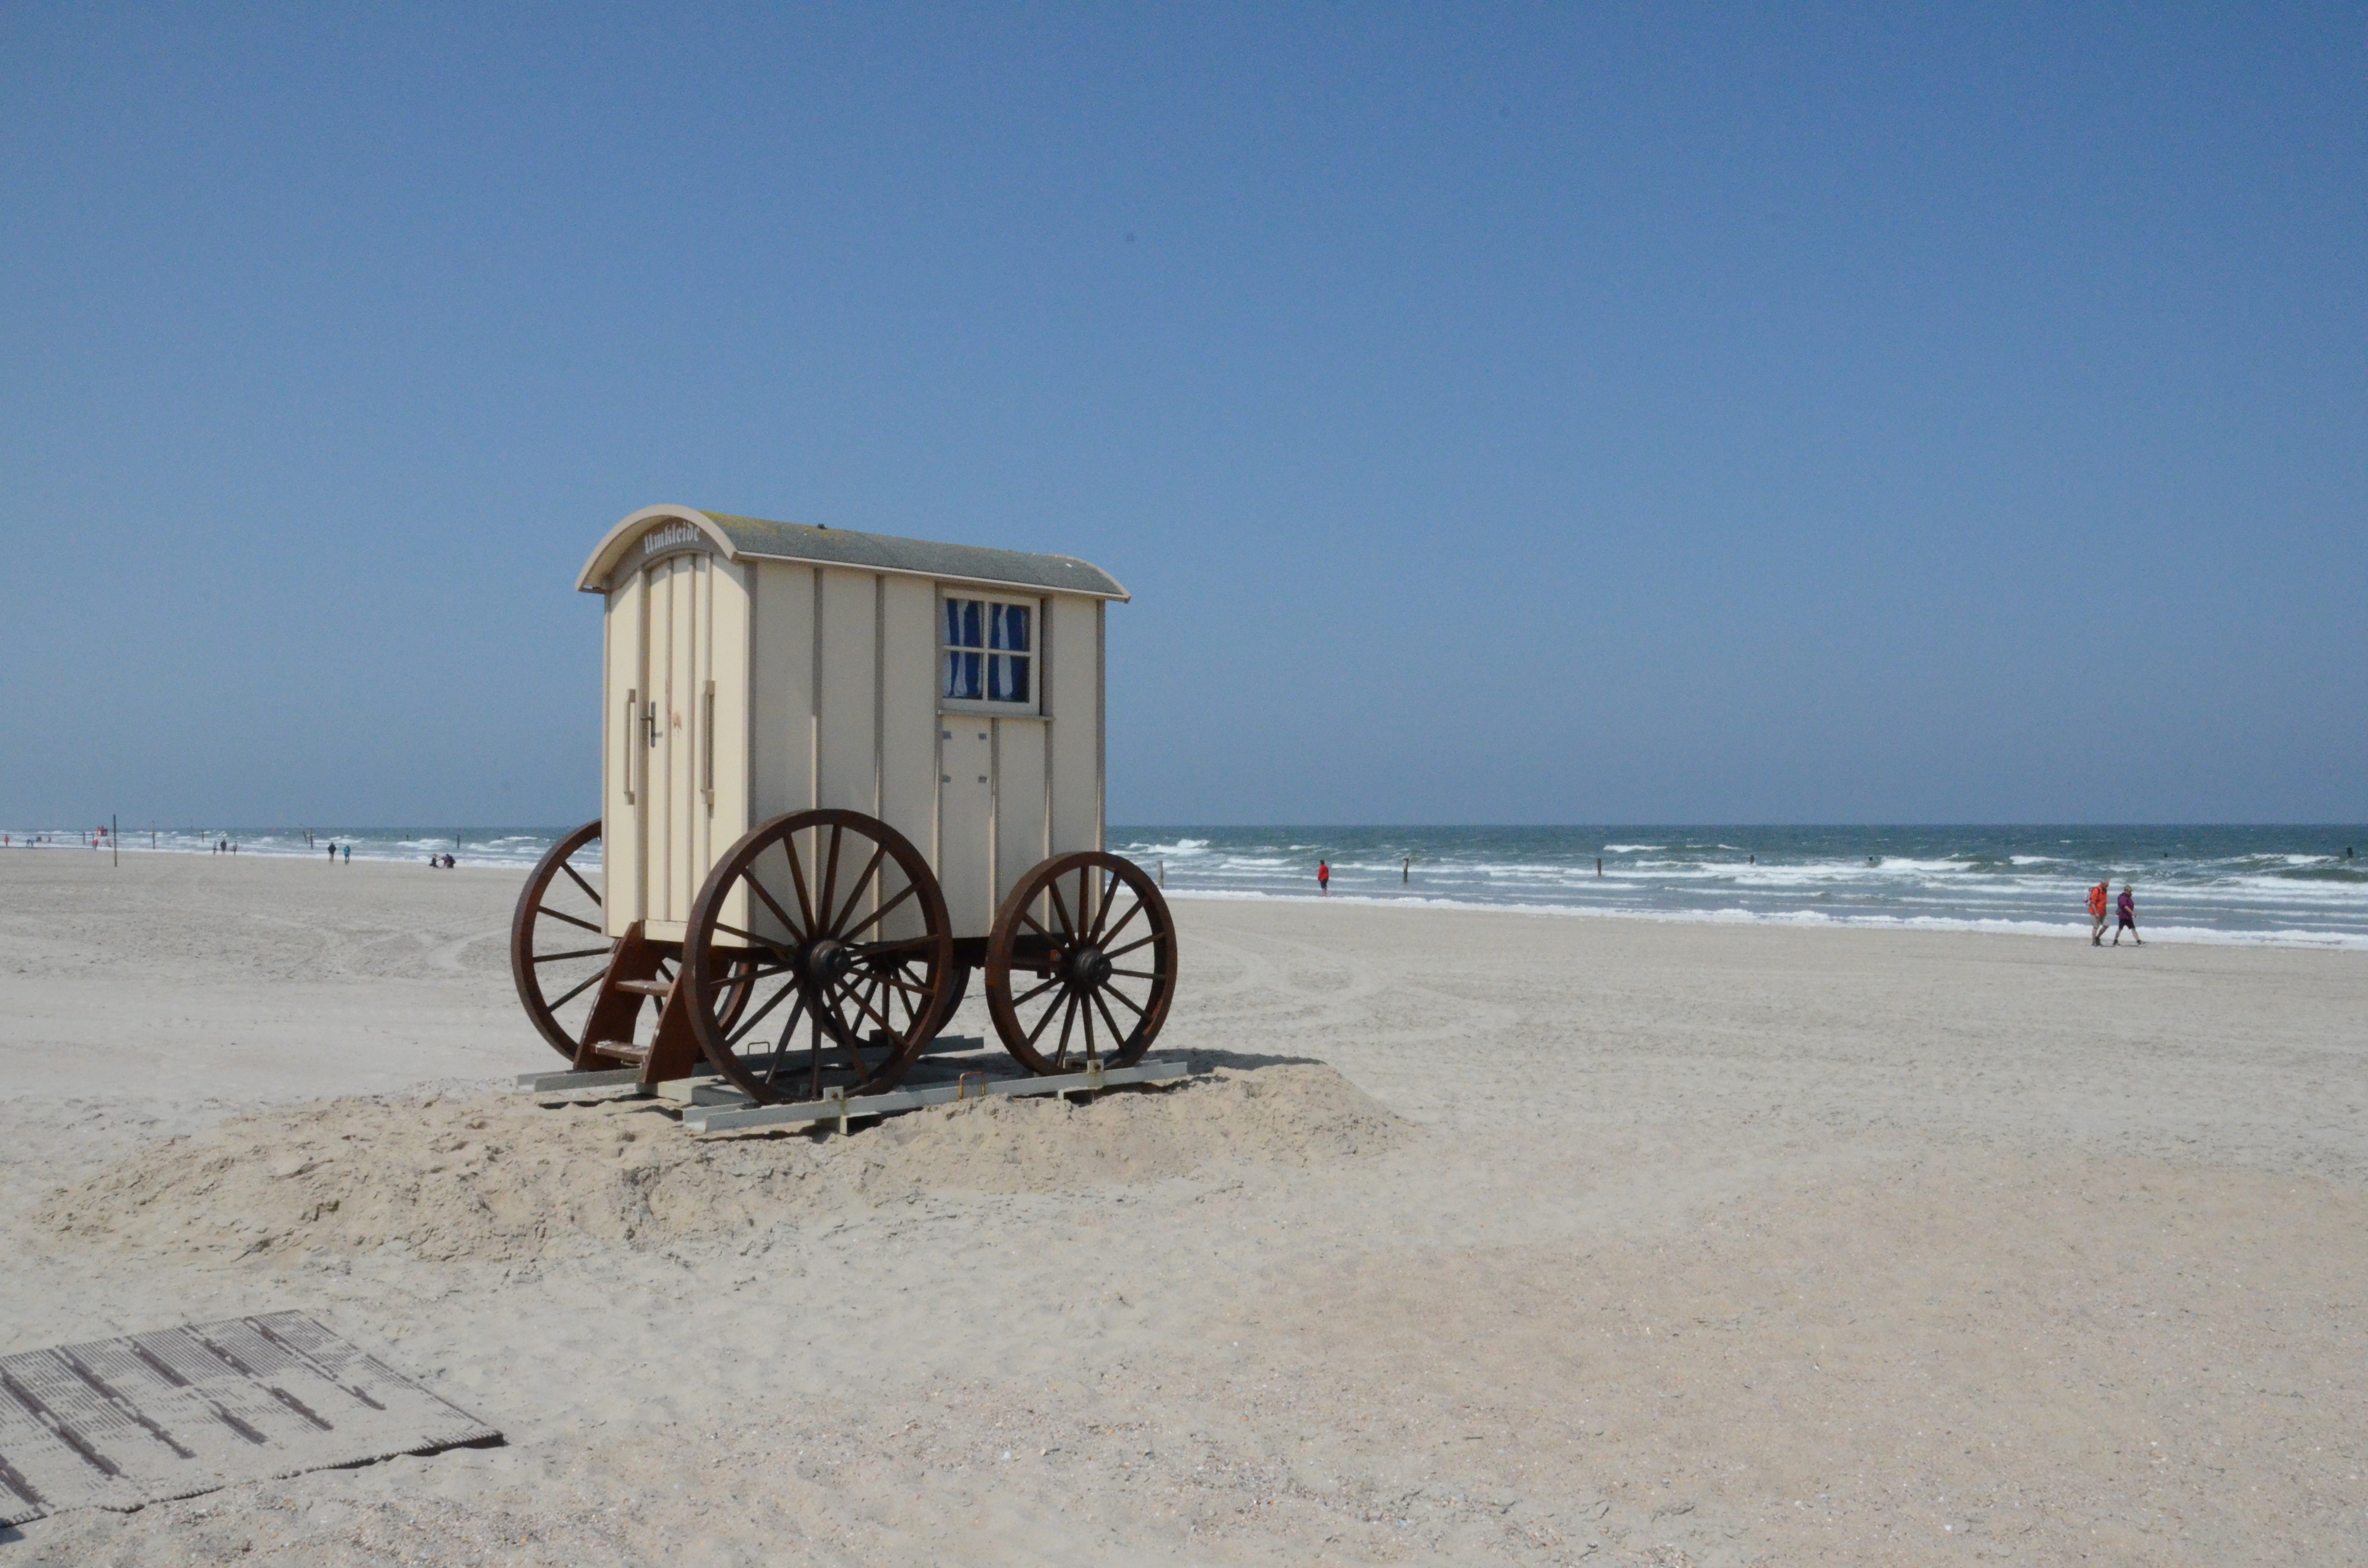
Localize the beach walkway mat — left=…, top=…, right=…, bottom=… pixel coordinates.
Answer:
left=0, top=1311, right=497, bottom=1525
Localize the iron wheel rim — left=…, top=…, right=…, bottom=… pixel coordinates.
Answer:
left=986, top=851, right=1177, bottom=1074
left=682, top=809, right=955, bottom=1103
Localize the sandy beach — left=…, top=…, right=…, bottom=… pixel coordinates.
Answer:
left=3, top=848, right=2365, bottom=1566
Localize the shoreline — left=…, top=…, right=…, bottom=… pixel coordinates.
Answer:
left=1164, top=886, right=2368, bottom=951
left=0, top=840, right=538, bottom=871
left=8, top=840, right=2364, bottom=951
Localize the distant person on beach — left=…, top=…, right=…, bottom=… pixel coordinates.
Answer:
left=2113, top=884, right=2141, bottom=945
left=1318, top=860, right=1330, bottom=895
left=343, top=844, right=351, bottom=863
left=2088, top=879, right=2110, bottom=945
left=442, top=853, right=455, bottom=869
left=327, top=842, right=336, bottom=861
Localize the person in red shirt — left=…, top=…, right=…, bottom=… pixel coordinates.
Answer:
left=1317, top=860, right=1330, bottom=895
left=2088, top=879, right=2110, bottom=945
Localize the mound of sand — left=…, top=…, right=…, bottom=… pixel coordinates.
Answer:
left=854, top=1061, right=1408, bottom=1193
left=32, top=1093, right=799, bottom=1265
left=31, top=1065, right=1406, bottom=1265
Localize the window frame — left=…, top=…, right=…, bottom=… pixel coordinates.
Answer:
left=936, top=589, right=1042, bottom=717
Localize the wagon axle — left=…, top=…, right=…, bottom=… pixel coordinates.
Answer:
left=514, top=814, right=1175, bottom=1095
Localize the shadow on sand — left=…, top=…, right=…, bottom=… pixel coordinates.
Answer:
left=1182, top=1048, right=1332, bottom=1073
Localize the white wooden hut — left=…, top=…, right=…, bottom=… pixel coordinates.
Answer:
left=511, top=504, right=1174, bottom=1102
left=575, top=504, right=1128, bottom=945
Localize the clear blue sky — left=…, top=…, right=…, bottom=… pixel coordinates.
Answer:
left=4, top=4, right=2361, bottom=828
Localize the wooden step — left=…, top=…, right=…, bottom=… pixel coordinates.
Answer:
left=584, top=1041, right=649, bottom=1065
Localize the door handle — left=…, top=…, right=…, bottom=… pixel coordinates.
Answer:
left=622, top=689, right=638, bottom=804
left=702, top=679, right=715, bottom=806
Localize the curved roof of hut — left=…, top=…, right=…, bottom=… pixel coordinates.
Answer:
left=578, top=506, right=1130, bottom=600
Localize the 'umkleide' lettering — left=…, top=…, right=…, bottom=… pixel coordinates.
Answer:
left=640, top=522, right=703, bottom=557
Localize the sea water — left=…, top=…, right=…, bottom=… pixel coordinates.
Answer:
left=12, top=823, right=2364, bottom=949
left=1113, top=825, right=2368, bottom=950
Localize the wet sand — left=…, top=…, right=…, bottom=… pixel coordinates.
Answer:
left=3, top=848, right=2365, bottom=1565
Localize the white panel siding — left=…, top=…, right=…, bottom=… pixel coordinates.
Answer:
left=666, top=557, right=701, bottom=922
left=937, top=721, right=995, bottom=937
left=704, top=562, right=752, bottom=935
left=643, top=558, right=676, bottom=923
left=1045, top=593, right=1100, bottom=859
left=815, top=568, right=878, bottom=815
left=749, top=561, right=815, bottom=823
left=1097, top=598, right=1106, bottom=851
left=707, top=561, right=752, bottom=846
left=602, top=572, right=647, bottom=936
left=878, top=576, right=938, bottom=861
left=995, top=718, right=1048, bottom=910
left=688, top=554, right=713, bottom=907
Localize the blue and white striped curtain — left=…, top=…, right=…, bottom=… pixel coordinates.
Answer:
left=987, top=603, right=1029, bottom=701
left=942, top=599, right=1031, bottom=703
left=942, top=598, right=981, bottom=698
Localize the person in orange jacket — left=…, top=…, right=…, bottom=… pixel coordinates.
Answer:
left=2087, top=879, right=2110, bottom=946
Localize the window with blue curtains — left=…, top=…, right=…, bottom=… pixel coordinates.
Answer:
left=941, top=597, right=1032, bottom=705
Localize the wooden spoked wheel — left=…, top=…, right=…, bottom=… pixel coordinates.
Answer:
left=986, top=852, right=1177, bottom=1073
left=511, top=821, right=615, bottom=1061
left=682, top=809, right=956, bottom=1103
left=510, top=820, right=754, bottom=1066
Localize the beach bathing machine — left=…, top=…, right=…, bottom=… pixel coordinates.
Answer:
left=508, top=506, right=1178, bottom=1111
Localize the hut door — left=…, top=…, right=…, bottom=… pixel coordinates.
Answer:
left=640, top=552, right=717, bottom=930
left=938, top=722, right=996, bottom=936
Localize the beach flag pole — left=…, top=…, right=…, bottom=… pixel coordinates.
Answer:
left=112, top=814, right=119, bottom=868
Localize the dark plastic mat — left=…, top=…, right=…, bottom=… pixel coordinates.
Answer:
left=0, top=1311, right=497, bottom=1524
